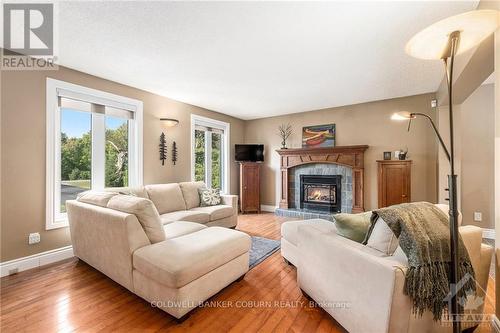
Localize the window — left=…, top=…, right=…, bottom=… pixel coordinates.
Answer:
left=191, top=115, right=230, bottom=193
left=46, top=79, right=143, bottom=229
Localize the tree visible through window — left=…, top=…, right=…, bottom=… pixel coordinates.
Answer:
left=194, top=129, right=205, bottom=183
left=211, top=132, right=222, bottom=189
left=60, top=108, right=91, bottom=212
left=105, top=117, right=129, bottom=188
left=192, top=116, right=228, bottom=192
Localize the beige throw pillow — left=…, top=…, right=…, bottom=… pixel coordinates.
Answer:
left=366, top=217, right=399, bottom=255
left=103, top=186, right=149, bottom=199
left=77, top=191, right=118, bottom=207
left=107, top=195, right=166, bottom=244
left=179, top=181, right=206, bottom=209
left=144, top=183, right=187, bottom=214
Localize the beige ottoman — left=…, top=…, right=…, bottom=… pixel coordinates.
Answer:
left=132, top=227, right=251, bottom=319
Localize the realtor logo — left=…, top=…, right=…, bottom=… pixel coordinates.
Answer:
left=2, top=2, right=57, bottom=70
left=441, top=272, right=493, bottom=326
left=3, top=3, right=53, bottom=56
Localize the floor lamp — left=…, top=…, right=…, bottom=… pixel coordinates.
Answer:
left=392, top=9, right=499, bottom=333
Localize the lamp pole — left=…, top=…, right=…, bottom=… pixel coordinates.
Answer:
left=443, top=30, right=461, bottom=333
left=405, top=31, right=461, bottom=333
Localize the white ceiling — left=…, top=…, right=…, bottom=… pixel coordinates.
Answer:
left=57, top=1, right=479, bottom=120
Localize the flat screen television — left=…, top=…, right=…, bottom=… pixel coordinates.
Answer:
left=235, top=144, right=264, bottom=162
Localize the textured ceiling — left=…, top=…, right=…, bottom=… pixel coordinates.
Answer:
left=57, top=1, right=478, bottom=120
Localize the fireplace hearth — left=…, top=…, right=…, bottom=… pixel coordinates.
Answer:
left=300, top=175, right=341, bottom=213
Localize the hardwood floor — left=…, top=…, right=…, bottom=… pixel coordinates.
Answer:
left=0, top=214, right=346, bottom=333
left=0, top=213, right=495, bottom=332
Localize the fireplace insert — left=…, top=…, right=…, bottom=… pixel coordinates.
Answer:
left=300, top=175, right=341, bottom=213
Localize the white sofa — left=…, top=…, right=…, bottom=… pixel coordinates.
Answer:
left=66, top=183, right=249, bottom=320
left=281, top=205, right=493, bottom=333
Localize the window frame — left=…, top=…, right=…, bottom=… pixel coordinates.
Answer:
left=190, top=114, right=230, bottom=194
left=46, top=78, right=143, bottom=230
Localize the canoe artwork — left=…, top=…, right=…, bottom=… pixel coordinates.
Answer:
left=302, top=124, right=336, bottom=148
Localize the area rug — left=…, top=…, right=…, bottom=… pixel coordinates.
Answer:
left=249, top=236, right=281, bottom=269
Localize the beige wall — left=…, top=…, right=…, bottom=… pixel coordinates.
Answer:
left=244, top=93, right=438, bottom=210
left=427, top=89, right=495, bottom=229
left=494, top=10, right=500, bottom=319
left=495, top=39, right=500, bottom=323
left=460, top=84, right=495, bottom=228
left=1, top=66, right=245, bottom=262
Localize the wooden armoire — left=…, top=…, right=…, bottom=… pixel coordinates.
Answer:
left=377, top=160, right=412, bottom=208
left=239, top=162, right=260, bottom=213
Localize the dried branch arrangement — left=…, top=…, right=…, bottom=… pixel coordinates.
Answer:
left=278, top=123, right=293, bottom=149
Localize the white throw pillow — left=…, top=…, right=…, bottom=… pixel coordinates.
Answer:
left=366, top=217, right=399, bottom=255
left=392, top=246, right=408, bottom=264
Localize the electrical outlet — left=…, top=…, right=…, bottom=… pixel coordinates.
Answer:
left=473, top=212, right=482, bottom=222
left=28, top=232, right=40, bottom=245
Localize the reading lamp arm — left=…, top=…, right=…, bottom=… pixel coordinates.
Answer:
left=409, top=112, right=451, bottom=162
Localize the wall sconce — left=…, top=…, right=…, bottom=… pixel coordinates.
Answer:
left=160, top=118, right=179, bottom=127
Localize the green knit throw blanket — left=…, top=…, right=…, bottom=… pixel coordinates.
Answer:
left=369, top=202, right=475, bottom=320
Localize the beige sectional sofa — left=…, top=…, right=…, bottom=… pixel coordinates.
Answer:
left=66, top=182, right=249, bottom=320
left=102, top=181, right=238, bottom=228
left=281, top=204, right=493, bottom=333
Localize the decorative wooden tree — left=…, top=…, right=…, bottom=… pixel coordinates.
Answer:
left=159, top=132, right=167, bottom=165
left=172, top=141, right=178, bottom=165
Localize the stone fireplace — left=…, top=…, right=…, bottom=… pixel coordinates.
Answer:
left=275, top=145, right=368, bottom=219
left=289, top=163, right=352, bottom=213
left=300, top=174, right=341, bottom=213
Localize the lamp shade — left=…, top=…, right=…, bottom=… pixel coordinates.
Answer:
left=160, top=118, right=179, bottom=127
left=391, top=111, right=415, bottom=121
left=406, top=9, right=499, bottom=60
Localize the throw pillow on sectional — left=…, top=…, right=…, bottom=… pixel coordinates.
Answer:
left=333, top=211, right=372, bottom=243
left=198, top=188, right=222, bottom=206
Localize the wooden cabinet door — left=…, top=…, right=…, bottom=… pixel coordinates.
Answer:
left=378, top=161, right=411, bottom=208
left=240, top=163, right=260, bottom=213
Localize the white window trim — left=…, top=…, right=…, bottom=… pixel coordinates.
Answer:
left=46, top=78, right=143, bottom=230
left=190, top=114, right=230, bottom=194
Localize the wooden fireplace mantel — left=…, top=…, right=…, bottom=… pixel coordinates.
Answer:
left=276, top=145, right=368, bottom=213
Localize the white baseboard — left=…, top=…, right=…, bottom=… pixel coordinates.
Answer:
left=0, top=245, right=74, bottom=278
left=260, top=205, right=277, bottom=212
left=482, top=228, right=495, bottom=240
left=492, top=315, right=500, bottom=333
